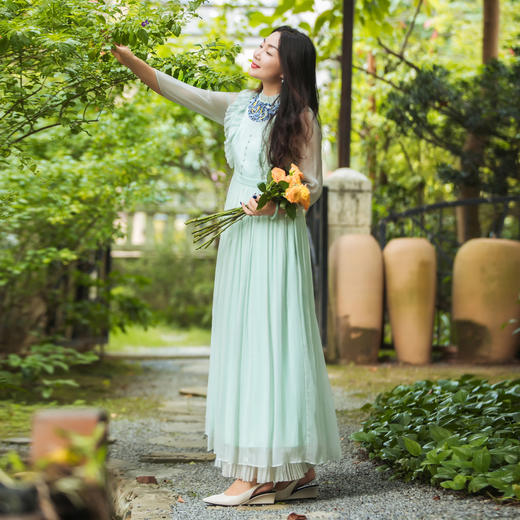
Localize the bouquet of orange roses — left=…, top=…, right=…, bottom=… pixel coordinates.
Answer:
left=185, top=163, right=310, bottom=250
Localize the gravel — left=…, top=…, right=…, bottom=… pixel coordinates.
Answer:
left=107, top=359, right=520, bottom=520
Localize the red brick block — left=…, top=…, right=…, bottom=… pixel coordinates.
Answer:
left=30, top=408, right=108, bottom=466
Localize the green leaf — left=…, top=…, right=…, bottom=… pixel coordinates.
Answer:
left=293, top=0, right=314, bottom=15
left=137, top=28, right=149, bottom=45
left=429, top=424, right=452, bottom=442
left=403, top=436, right=422, bottom=457
left=434, top=467, right=457, bottom=480
left=256, top=193, right=268, bottom=209
left=41, top=387, right=53, bottom=399
left=450, top=474, right=468, bottom=490
left=313, top=9, right=334, bottom=35
left=504, top=454, right=518, bottom=464
left=248, top=11, right=271, bottom=27
left=452, top=445, right=472, bottom=460
left=487, top=477, right=508, bottom=491
left=286, top=204, right=296, bottom=219
left=472, top=447, right=491, bottom=473
left=350, top=431, right=372, bottom=443
left=299, top=21, right=311, bottom=33
left=453, top=389, right=469, bottom=403
left=468, top=476, right=489, bottom=493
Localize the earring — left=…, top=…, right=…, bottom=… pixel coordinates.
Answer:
left=281, top=77, right=284, bottom=84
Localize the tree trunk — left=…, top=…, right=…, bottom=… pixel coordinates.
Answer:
left=483, top=0, right=500, bottom=62
left=338, top=0, right=354, bottom=168
left=456, top=0, right=499, bottom=243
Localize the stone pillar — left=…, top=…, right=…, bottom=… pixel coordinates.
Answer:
left=325, top=168, right=372, bottom=249
left=131, top=212, right=147, bottom=246
left=324, top=168, right=373, bottom=362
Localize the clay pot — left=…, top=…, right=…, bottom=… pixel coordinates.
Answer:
left=383, top=238, right=436, bottom=364
left=329, top=234, right=383, bottom=363
left=452, top=238, right=520, bottom=363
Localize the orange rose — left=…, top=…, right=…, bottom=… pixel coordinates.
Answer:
left=288, top=163, right=304, bottom=186
left=285, top=184, right=310, bottom=211
left=271, top=167, right=288, bottom=183
left=289, top=163, right=303, bottom=176
left=288, top=173, right=303, bottom=187
left=298, top=185, right=311, bottom=210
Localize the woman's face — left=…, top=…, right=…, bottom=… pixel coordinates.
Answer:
left=248, top=31, right=282, bottom=83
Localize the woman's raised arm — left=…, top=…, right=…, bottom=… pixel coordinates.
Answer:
left=110, top=44, right=238, bottom=126
left=153, top=69, right=238, bottom=126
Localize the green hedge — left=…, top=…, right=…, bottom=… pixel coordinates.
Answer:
left=350, top=374, right=520, bottom=502
left=113, top=248, right=215, bottom=329
left=0, top=344, right=98, bottom=400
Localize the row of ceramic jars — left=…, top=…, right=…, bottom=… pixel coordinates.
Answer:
left=329, top=236, right=520, bottom=364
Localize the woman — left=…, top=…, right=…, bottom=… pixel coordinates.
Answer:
left=111, top=25, right=342, bottom=507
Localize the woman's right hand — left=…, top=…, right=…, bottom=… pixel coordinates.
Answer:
left=110, top=44, right=134, bottom=66
left=109, top=44, right=160, bottom=93
left=241, top=196, right=286, bottom=217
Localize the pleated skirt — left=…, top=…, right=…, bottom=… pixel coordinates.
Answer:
left=204, top=171, right=342, bottom=483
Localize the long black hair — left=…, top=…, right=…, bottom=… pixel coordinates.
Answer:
left=255, top=25, right=320, bottom=170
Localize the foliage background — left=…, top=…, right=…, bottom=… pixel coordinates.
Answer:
left=1, top=0, right=519, bottom=353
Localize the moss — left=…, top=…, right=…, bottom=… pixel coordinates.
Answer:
left=335, top=408, right=371, bottom=424
left=327, top=362, right=520, bottom=398
left=0, top=402, right=47, bottom=437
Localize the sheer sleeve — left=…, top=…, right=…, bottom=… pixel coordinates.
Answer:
left=299, top=108, right=323, bottom=209
left=154, top=68, right=239, bottom=126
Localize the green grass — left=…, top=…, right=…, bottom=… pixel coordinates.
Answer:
left=105, top=324, right=211, bottom=352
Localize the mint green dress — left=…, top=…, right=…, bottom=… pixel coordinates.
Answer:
left=154, top=69, right=342, bottom=483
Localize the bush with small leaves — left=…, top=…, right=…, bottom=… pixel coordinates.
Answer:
left=0, top=344, right=99, bottom=399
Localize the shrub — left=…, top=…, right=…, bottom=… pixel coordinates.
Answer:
left=350, top=374, right=520, bottom=501
left=114, top=248, right=215, bottom=329
left=0, top=344, right=99, bottom=399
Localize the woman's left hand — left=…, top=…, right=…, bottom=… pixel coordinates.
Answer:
left=241, top=196, right=282, bottom=216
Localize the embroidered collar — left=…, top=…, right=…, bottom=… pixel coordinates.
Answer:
left=247, top=90, right=280, bottom=122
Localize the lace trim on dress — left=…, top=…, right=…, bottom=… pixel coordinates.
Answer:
left=214, top=458, right=312, bottom=483
left=223, top=89, right=255, bottom=169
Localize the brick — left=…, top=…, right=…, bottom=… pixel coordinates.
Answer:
left=30, top=407, right=108, bottom=466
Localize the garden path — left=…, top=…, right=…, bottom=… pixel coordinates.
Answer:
left=107, top=356, right=520, bottom=520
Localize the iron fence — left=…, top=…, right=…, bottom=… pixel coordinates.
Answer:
left=374, top=195, right=520, bottom=348
left=306, top=185, right=329, bottom=349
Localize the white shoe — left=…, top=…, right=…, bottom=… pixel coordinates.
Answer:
left=202, top=482, right=276, bottom=506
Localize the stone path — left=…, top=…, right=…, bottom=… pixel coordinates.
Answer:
left=104, top=346, right=211, bottom=360
left=107, top=358, right=520, bottom=520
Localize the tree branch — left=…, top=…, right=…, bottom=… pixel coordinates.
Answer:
left=377, top=37, right=421, bottom=72
left=398, top=139, right=417, bottom=176
left=400, top=0, right=424, bottom=57
left=352, top=64, right=403, bottom=91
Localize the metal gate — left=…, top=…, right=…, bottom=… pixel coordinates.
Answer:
left=306, top=185, right=329, bottom=349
